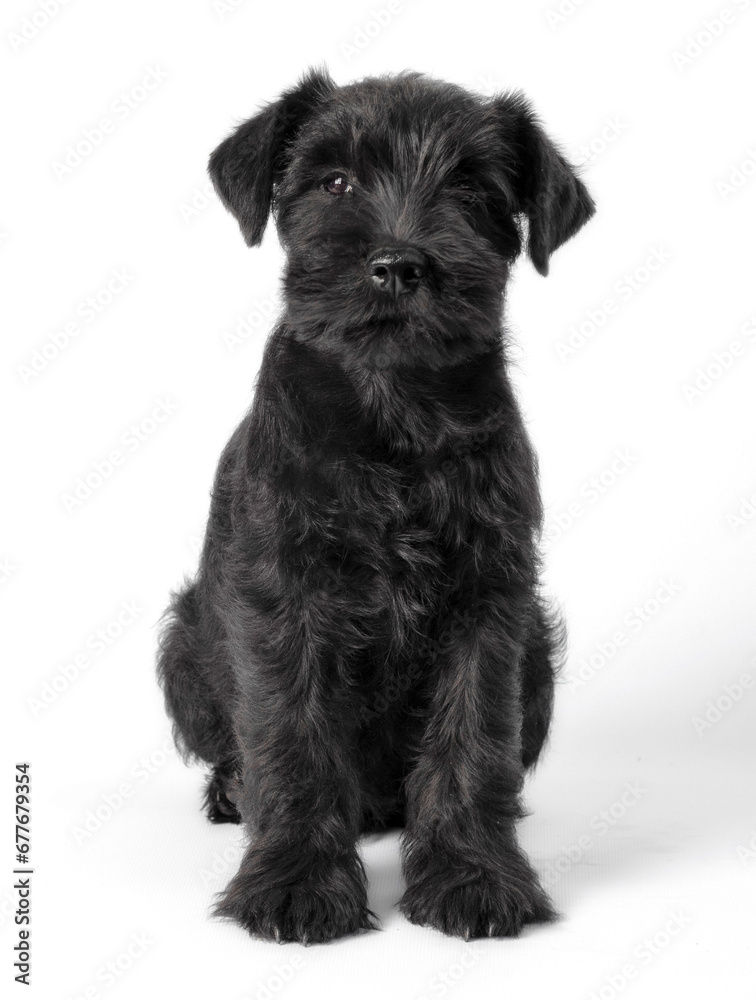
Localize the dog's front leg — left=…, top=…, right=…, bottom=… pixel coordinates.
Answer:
left=399, top=592, right=557, bottom=938
left=214, top=626, right=377, bottom=943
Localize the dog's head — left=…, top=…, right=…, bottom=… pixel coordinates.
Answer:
left=209, top=68, right=594, bottom=369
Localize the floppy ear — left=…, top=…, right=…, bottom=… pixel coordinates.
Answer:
left=494, top=93, right=595, bottom=276
left=208, top=67, right=335, bottom=246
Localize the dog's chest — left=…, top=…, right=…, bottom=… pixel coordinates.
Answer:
left=271, top=340, right=529, bottom=624
left=283, top=422, right=509, bottom=606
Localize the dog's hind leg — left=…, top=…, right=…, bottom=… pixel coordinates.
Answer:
left=520, top=596, right=564, bottom=770
left=157, top=582, right=241, bottom=823
left=203, top=759, right=242, bottom=825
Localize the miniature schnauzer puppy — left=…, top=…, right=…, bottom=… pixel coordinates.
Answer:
left=158, top=68, right=594, bottom=943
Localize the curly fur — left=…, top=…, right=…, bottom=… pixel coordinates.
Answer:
left=157, top=67, right=594, bottom=943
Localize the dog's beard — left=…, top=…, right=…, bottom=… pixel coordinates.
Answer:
left=282, top=255, right=506, bottom=370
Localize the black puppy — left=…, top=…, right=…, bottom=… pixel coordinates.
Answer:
left=158, top=68, right=594, bottom=943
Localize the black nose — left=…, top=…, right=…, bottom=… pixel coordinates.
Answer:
left=367, top=248, right=429, bottom=297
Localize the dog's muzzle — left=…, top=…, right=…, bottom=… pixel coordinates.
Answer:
left=366, top=247, right=429, bottom=299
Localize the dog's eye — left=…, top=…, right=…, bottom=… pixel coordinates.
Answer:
left=323, top=175, right=353, bottom=196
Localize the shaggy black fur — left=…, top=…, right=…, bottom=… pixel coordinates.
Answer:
left=157, top=68, right=594, bottom=943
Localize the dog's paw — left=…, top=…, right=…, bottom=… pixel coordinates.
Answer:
left=203, top=768, right=241, bottom=825
left=399, top=854, right=557, bottom=939
left=214, top=850, right=378, bottom=943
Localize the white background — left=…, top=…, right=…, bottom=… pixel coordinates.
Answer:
left=4, top=0, right=756, bottom=997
